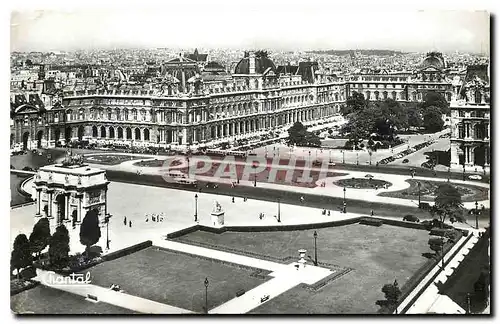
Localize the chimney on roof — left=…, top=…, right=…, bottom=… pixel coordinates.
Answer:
left=249, top=51, right=256, bottom=74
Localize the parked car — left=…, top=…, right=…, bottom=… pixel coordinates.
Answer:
left=22, top=166, right=34, bottom=172
left=402, top=159, right=409, bottom=164
left=468, top=175, right=482, bottom=180
left=403, top=215, right=420, bottom=223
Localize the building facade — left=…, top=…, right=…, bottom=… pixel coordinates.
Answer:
left=10, top=51, right=469, bottom=151
left=450, top=65, right=490, bottom=170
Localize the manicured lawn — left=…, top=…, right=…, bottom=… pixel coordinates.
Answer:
left=84, top=154, right=149, bottom=165
left=335, top=177, right=392, bottom=189
left=173, top=224, right=430, bottom=314
left=85, top=246, right=269, bottom=313
left=11, top=285, right=138, bottom=314
left=132, top=158, right=183, bottom=167
left=379, top=180, right=489, bottom=202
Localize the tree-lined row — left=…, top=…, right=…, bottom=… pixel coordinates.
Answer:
left=11, top=209, right=102, bottom=278
left=340, top=91, right=449, bottom=150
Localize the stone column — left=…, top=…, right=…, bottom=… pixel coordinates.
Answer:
left=77, top=194, right=82, bottom=222
left=35, top=189, right=41, bottom=215
left=48, top=191, right=53, bottom=218
left=65, top=193, right=70, bottom=220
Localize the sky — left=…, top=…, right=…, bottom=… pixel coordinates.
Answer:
left=9, top=2, right=491, bottom=53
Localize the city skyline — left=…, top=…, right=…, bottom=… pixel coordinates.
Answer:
left=10, top=8, right=490, bottom=54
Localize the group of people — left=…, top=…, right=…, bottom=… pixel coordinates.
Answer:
left=321, top=209, right=331, bottom=216
left=110, top=284, right=122, bottom=292
left=123, top=217, right=132, bottom=227
left=145, top=213, right=165, bottom=222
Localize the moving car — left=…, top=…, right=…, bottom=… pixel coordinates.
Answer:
left=468, top=175, right=482, bottom=180
left=205, top=182, right=219, bottom=189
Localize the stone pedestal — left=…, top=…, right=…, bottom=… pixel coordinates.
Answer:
left=298, top=249, right=307, bottom=268
left=211, top=211, right=225, bottom=227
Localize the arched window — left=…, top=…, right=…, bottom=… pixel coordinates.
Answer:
left=124, top=109, right=129, bottom=120
left=92, top=126, right=98, bottom=137
left=117, top=127, right=123, bottom=139
left=116, top=108, right=121, bottom=121
left=100, top=126, right=106, bottom=138
left=126, top=127, right=132, bottom=139
left=135, top=128, right=141, bottom=140
left=109, top=127, right=115, bottom=138
left=144, top=129, right=150, bottom=141
left=107, top=109, right=112, bottom=120
left=133, top=109, right=138, bottom=121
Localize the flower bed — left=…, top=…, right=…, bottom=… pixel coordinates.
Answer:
left=335, top=178, right=392, bottom=189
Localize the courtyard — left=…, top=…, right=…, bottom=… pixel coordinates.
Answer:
left=172, top=223, right=431, bottom=313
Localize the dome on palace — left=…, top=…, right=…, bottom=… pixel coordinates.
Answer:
left=234, top=51, right=277, bottom=74
left=420, top=52, right=446, bottom=70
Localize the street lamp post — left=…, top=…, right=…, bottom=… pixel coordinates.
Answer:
left=417, top=182, right=421, bottom=208
left=194, top=194, right=198, bottom=222
left=329, top=150, right=332, bottom=163
left=356, top=152, right=359, bottom=165
left=463, top=165, right=466, bottom=181
left=277, top=198, right=281, bottom=223
left=342, top=150, right=345, bottom=164
left=105, top=213, right=111, bottom=250
left=204, top=277, right=209, bottom=314
left=369, top=150, right=372, bottom=165
left=447, top=166, right=451, bottom=182
left=252, top=164, right=257, bottom=187
left=475, top=201, right=479, bottom=229
left=343, top=187, right=346, bottom=213
left=313, top=231, right=318, bottom=266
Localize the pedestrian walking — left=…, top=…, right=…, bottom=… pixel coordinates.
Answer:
left=232, top=197, right=235, bottom=203
left=327, top=210, right=331, bottom=216
left=129, top=221, right=132, bottom=228
left=371, top=209, right=374, bottom=216
left=124, top=216, right=127, bottom=226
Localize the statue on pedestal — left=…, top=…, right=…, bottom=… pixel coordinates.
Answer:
left=212, top=200, right=223, bottom=213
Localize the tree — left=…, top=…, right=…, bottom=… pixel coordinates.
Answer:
left=79, top=209, right=101, bottom=257
left=406, top=106, right=423, bottom=128
left=428, top=236, right=444, bottom=256
left=29, top=217, right=51, bottom=259
left=422, top=106, right=444, bottom=133
left=430, top=183, right=464, bottom=227
left=49, top=224, right=70, bottom=268
left=287, top=122, right=321, bottom=148
left=11, top=234, right=33, bottom=279
left=375, top=280, right=402, bottom=313
left=421, top=91, right=450, bottom=115
left=342, top=92, right=367, bottom=116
